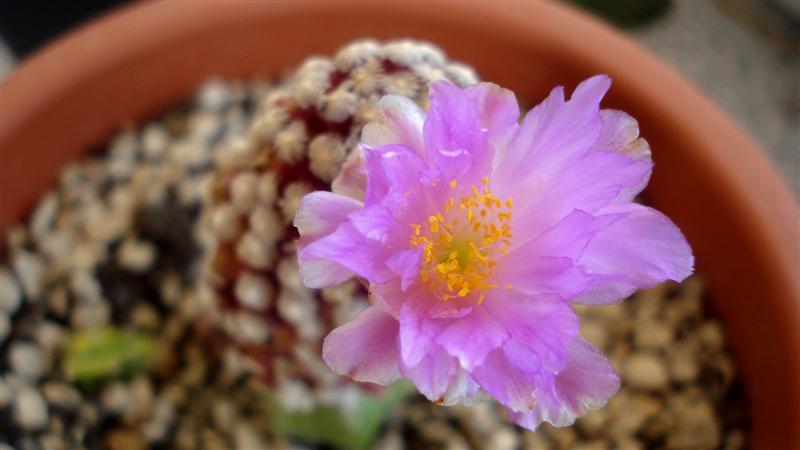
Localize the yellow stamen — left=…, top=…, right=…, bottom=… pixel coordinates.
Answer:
left=409, top=177, right=513, bottom=305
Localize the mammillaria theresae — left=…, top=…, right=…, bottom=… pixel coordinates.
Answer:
left=294, top=75, right=694, bottom=430
left=198, top=40, right=479, bottom=412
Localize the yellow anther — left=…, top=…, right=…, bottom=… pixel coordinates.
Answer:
left=409, top=180, right=513, bottom=306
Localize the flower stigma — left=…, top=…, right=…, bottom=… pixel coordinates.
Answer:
left=410, top=177, right=513, bottom=303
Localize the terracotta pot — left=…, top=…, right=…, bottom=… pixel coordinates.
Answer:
left=1, top=2, right=798, bottom=448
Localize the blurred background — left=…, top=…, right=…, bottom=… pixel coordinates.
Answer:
left=0, top=2, right=797, bottom=450
left=1, top=0, right=798, bottom=196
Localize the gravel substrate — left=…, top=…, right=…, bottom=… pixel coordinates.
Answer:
left=1, top=40, right=748, bottom=450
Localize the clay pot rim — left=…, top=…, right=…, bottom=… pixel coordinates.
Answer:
left=1, top=1, right=798, bottom=447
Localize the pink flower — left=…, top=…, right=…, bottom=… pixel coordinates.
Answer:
left=294, top=76, right=693, bottom=429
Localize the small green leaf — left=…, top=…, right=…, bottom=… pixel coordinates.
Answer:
left=266, top=381, right=414, bottom=450
left=64, top=326, right=155, bottom=386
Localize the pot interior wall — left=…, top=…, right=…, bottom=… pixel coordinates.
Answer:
left=1, top=2, right=797, bottom=448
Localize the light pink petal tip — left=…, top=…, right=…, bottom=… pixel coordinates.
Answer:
left=510, top=336, right=620, bottom=429
left=323, top=306, right=401, bottom=385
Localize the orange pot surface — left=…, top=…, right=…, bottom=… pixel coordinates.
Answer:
left=1, top=2, right=798, bottom=448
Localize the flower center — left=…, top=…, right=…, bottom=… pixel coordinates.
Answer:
left=410, top=178, right=513, bottom=303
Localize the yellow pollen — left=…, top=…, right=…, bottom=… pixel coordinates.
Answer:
left=409, top=179, right=513, bottom=305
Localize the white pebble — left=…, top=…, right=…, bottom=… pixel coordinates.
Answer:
left=697, top=321, right=725, bottom=351
left=234, top=272, right=272, bottom=311
left=9, top=342, right=46, bottom=381
left=34, top=321, right=65, bottom=357
left=69, top=269, right=103, bottom=303
left=0, top=312, right=9, bottom=343
left=43, top=272, right=71, bottom=306
left=633, top=320, right=673, bottom=349
left=226, top=312, right=270, bottom=344
left=668, top=346, right=700, bottom=384
left=131, top=303, right=161, bottom=331
left=308, top=134, right=347, bottom=182
left=116, top=238, right=158, bottom=272
left=30, top=193, right=59, bottom=238
left=276, top=380, right=315, bottom=412
left=198, top=78, right=231, bottom=112
left=42, top=382, right=81, bottom=409
left=12, top=251, right=44, bottom=301
left=142, top=124, right=170, bottom=161
left=623, top=352, right=669, bottom=391
left=667, top=394, right=720, bottom=449
left=70, top=301, right=110, bottom=329
left=102, top=382, right=131, bottom=415
left=83, top=205, right=129, bottom=243
left=0, top=267, right=22, bottom=313
left=14, top=386, right=48, bottom=430
left=0, top=377, right=11, bottom=408
left=234, top=422, right=269, bottom=450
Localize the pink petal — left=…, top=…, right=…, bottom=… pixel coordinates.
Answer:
left=294, top=191, right=363, bottom=241
left=494, top=75, right=610, bottom=196
left=294, top=191, right=363, bottom=288
left=423, top=80, right=490, bottom=181
left=322, top=306, right=401, bottom=385
left=487, top=293, right=578, bottom=374
left=509, top=209, right=622, bottom=261
left=436, top=307, right=510, bottom=370
left=595, top=109, right=651, bottom=161
left=511, top=149, right=652, bottom=238
left=465, top=82, right=520, bottom=149
left=385, top=248, right=423, bottom=291
left=495, top=210, right=623, bottom=299
left=399, top=346, right=460, bottom=403
left=509, top=336, right=620, bottom=429
left=331, top=148, right=367, bottom=202
left=299, top=222, right=394, bottom=284
left=361, top=95, right=425, bottom=152
left=362, top=144, right=427, bottom=207
left=298, top=259, right=354, bottom=289
left=440, top=369, right=486, bottom=407
left=495, top=256, right=591, bottom=300
left=399, top=298, right=446, bottom=368
left=574, top=203, right=694, bottom=304
left=470, top=347, right=541, bottom=412
left=470, top=294, right=579, bottom=413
